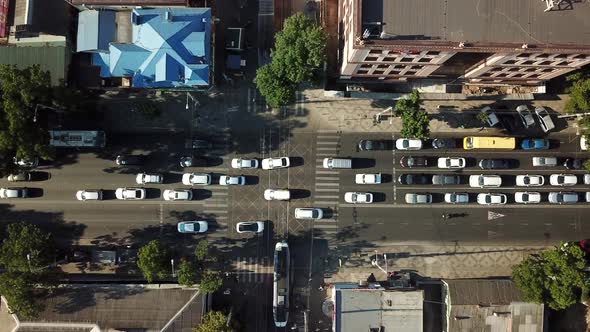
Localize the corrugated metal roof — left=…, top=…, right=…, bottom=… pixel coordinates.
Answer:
left=0, top=46, right=66, bottom=85
left=377, top=0, right=590, bottom=46
left=77, top=10, right=116, bottom=52
left=446, top=279, right=523, bottom=305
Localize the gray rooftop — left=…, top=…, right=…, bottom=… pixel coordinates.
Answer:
left=1, top=285, right=202, bottom=332
left=335, top=286, right=423, bottom=332
left=444, top=279, right=544, bottom=332
left=367, top=0, right=590, bottom=46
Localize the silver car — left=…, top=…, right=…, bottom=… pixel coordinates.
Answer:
left=219, top=175, right=246, bottom=186
left=548, top=192, right=578, bottom=204
left=516, top=105, right=535, bottom=128
left=444, top=192, right=469, bottom=204
left=76, top=190, right=103, bottom=201
left=0, top=187, right=28, bottom=199
left=7, top=172, right=31, bottom=182
left=405, top=193, right=432, bottom=204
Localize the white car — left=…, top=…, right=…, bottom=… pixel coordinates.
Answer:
left=163, top=189, right=193, bottom=201
left=437, top=157, right=465, bottom=169
left=76, top=190, right=103, bottom=201
left=515, top=192, right=541, bottom=204
left=444, top=192, right=469, bottom=204
left=549, top=174, right=577, bottom=186
left=586, top=192, right=590, bottom=203
left=516, top=105, right=535, bottom=128
left=344, top=192, right=373, bottom=204
left=231, top=158, right=259, bottom=169
left=532, top=157, right=557, bottom=167
left=515, top=175, right=544, bottom=187
left=294, top=208, right=324, bottom=220
left=477, top=193, right=507, bottom=205
left=0, top=187, right=27, bottom=199
left=219, top=175, right=246, bottom=186
left=405, top=193, right=432, bottom=204
left=264, top=189, right=290, bottom=201
left=182, top=173, right=211, bottom=185
left=396, top=138, right=422, bottom=150
left=469, top=175, right=502, bottom=188
left=135, top=173, right=163, bottom=184
left=535, top=107, right=555, bottom=132
left=177, top=221, right=208, bottom=233
left=236, top=221, right=265, bottom=234
left=582, top=136, right=588, bottom=151
left=480, top=106, right=500, bottom=127
left=13, top=156, right=39, bottom=168
left=115, top=187, right=146, bottom=200
left=585, top=174, right=590, bottom=185
left=262, top=157, right=290, bottom=170
left=355, top=173, right=382, bottom=184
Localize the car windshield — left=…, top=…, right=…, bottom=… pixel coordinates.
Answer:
left=403, top=141, right=409, bottom=148
left=240, top=223, right=257, bottom=232
left=557, top=176, right=564, bottom=183
left=133, top=191, right=141, bottom=198
left=522, top=194, right=529, bottom=201
left=351, top=194, right=358, bottom=201
left=312, top=210, right=319, bottom=218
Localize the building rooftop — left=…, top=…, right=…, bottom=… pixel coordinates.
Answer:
left=0, top=285, right=203, bottom=332
left=334, top=285, right=423, bottom=332
left=69, top=0, right=187, bottom=5
left=363, top=0, right=590, bottom=47
left=444, top=279, right=544, bottom=332
left=0, top=46, right=67, bottom=86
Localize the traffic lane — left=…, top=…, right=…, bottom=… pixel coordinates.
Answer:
left=336, top=205, right=590, bottom=245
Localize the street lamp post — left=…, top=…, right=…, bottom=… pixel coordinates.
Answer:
left=171, top=259, right=175, bottom=278
left=33, top=104, right=65, bottom=124
left=26, top=254, right=32, bottom=272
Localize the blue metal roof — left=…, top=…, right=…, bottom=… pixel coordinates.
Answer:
left=84, top=8, right=211, bottom=87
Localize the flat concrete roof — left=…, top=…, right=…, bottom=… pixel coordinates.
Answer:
left=335, top=287, right=423, bottom=332
left=368, top=0, right=590, bottom=46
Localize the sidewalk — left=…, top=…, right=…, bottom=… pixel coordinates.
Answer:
left=324, top=244, right=546, bottom=282
left=298, top=88, right=578, bottom=135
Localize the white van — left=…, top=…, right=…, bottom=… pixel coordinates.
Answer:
left=264, top=189, right=290, bottom=201
left=535, top=107, right=555, bottom=133
left=323, top=158, right=352, bottom=169
left=294, top=208, right=323, bottom=220
left=532, top=157, right=557, bottom=167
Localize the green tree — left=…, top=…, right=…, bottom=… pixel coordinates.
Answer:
left=512, top=242, right=588, bottom=310
left=177, top=258, right=198, bottom=287
left=194, top=311, right=233, bottom=332
left=0, top=272, right=41, bottom=319
left=137, top=240, right=170, bottom=283
left=0, top=223, right=53, bottom=273
left=194, top=240, right=209, bottom=262
left=199, top=271, right=223, bottom=294
left=254, top=64, right=295, bottom=108
left=400, top=109, right=430, bottom=139
left=565, top=70, right=590, bottom=113
left=272, top=13, right=327, bottom=84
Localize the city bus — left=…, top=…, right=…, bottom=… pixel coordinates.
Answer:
left=273, top=241, right=290, bottom=327
left=463, top=136, right=515, bottom=150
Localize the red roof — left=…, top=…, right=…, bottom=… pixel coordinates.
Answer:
left=0, top=0, right=8, bottom=38
left=69, top=0, right=187, bottom=4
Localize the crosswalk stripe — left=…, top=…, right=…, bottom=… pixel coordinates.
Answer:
left=314, top=201, right=339, bottom=205
left=317, top=141, right=339, bottom=145
left=315, top=188, right=340, bottom=192
left=315, top=177, right=339, bottom=180
left=316, top=170, right=339, bottom=174
left=317, top=147, right=338, bottom=151
left=317, top=130, right=339, bottom=133
left=203, top=204, right=228, bottom=208
left=203, top=210, right=227, bottom=214
left=315, top=224, right=338, bottom=229
left=314, top=195, right=339, bottom=199
left=317, top=219, right=337, bottom=223
left=316, top=153, right=337, bottom=157
left=212, top=192, right=229, bottom=196
left=315, top=182, right=339, bottom=186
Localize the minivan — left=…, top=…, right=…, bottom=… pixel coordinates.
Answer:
left=532, top=157, right=557, bottom=167
left=294, top=208, right=324, bottom=220
left=323, top=158, right=352, bottom=169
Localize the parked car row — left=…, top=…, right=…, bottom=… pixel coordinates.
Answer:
left=404, top=192, right=590, bottom=205
left=395, top=174, right=589, bottom=187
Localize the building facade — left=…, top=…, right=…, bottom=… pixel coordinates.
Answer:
left=339, top=0, right=590, bottom=88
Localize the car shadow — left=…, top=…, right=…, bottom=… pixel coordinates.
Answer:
left=289, top=156, right=305, bottom=167
left=290, top=189, right=311, bottom=199
left=372, top=192, right=386, bottom=203
left=144, top=188, right=162, bottom=199
left=320, top=208, right=336, bottom=219
left=244, top=175, right=259, bottom=185
left=25, top=187, right=44, bottom=198
left=380, top=174, right=393, bottom=183
left=193, top=189, right=213, bottom=200
left=163, top=172, right=183, bottom=184
left=352, top=158, right=376, bottom=169
left=101, top=190, right=117, bottom=200
left=29, top=171, right=51, bottom=181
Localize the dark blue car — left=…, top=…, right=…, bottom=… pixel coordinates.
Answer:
left=521, top=139, right=549, bottom=150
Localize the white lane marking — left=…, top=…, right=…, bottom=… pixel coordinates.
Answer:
left=317, top=147, right=339, bottom=151
left=315, top=182, right=339, bottom=186
left=315, top=177, right=339, bottom=180
left=317, top=141, right=339, bottom=145
left=314, top=224, right=338, bottom=229
left=315, top=188, right=340, bottom=192
left=203, top=210, right=227, bottom=214
left=316, top=153, right=338, bottom=157
left=316, top=170, right=339, bottom=175
left=313, top=201, right=339, bottom=205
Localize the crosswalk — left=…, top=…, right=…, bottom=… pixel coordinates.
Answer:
left=313, top=130, right=341, bottom=243
left=295, top=91, right=305, bottom=116
left=247, top=88, right=267, bottom=113
left=233, top=256, right=273, bottom=284
left=202, top=132, right=231, bottom=235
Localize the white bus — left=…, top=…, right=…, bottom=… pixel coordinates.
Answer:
left=49, top=130, right=106, bottom=148
left=273, top=241, right=290, bottom=327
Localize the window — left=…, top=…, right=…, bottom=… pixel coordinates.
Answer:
left=557, top=61, right=570, bottom=66
left=543, top=68, right=554, bottom=73
left=426, top=51, right=440, bottom=56
left=391, top=70, right=401, bottom=75
left=356, top=70, right=369, bottom=74
left=418, top=58, right=431, bottom=63
left=481, top=72, right=492, bottom=77
left=511, top=73, right=524, bottom=78
left=496, top=73, right=508, bottom=78
left=555, top=54, right=568, bottom=58
left=526, top=68, right=537, bottom=72
left=509, top=67, right=520, bottom=72
left=539, top=61, right=552, bottom=66
left=406, top=71, right=417, bottom=75
left=395, top=65, right=405, bottom=69
left=504, top=60, right=516, bottom=65
left=574, top=54, right=587, bottom=59
left=360, top=64, right=372, bottom=69
left=378, top=64, right=389, bottom=69
left=411, top=65, right=422, bottom=69
left=374, top=70, right=385, bottom=75
left=400, top=57, right=413, bottom=62
left=365, top=56, right=378, bottom=61
left=537, top=53, right=550, bottom=58
left=523, top=60, right=534, bottom=65
left=369, top=49, right=382, bottom=54
left=384, top=57, right=397, bottom=62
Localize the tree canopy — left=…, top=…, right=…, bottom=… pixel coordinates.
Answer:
left=0, top=223, right=53, bottom=273
left=512, top=242, right=588, bottom=310
left=177, top=258, right=198, bottom=287
left=565, top=70, right=590, bottom=113
left=0, top=272, right=41, bottom=318
left=194, top=311, right=234, bottom=332
left=395, top=90, right=430, bottom=139
left=137, top=240, right=170, bottom=283
left=198, top=271, right=223, bottom=294
left=255, top=14, right=326, bottom=108
left=0, top=65, right=54, bottom=175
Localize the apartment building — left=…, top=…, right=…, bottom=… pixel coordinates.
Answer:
left=339, top=0, right=590, bottom=88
